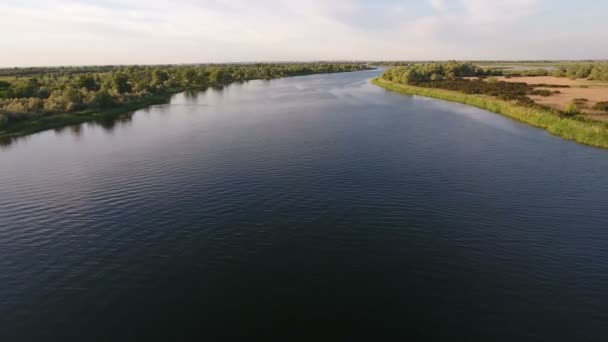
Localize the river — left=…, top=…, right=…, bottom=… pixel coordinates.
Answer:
left=1, top=69, right=607, bottom=340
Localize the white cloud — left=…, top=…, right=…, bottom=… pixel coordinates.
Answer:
left=429, top=0, right=448, bottom=11
left=0, top=0, right=605, bottom=66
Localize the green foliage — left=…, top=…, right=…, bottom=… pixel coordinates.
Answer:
left=152, top=70, right=169, bottom=86
left=76, top=74, right=99, bottom=91
left=9, top=79, right=37, bottom=98
left=111, top=73, right=131, bottom=94
left=563, top=103, right=580, bottom=117
left=382, top=62, right=569, bottom=111
left=505, top=69, right=550, bottom=77
left=555, top=63, right=608, bottom=81
left=0, top=80, right=10, bottom=99
left=0, top=63, right=370, bottom=129
left=382, top=61, right=500, bottom=83
left=92, top=90, right=115, bottom=108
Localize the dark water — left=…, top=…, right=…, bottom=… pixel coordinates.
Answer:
left=1, top=69, right=608, bottom=341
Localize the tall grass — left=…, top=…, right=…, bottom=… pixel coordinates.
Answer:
left=373, top=78, right=608, bottom=149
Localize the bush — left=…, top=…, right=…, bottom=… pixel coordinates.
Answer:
left=487, top=76, right=498, bottom=84
left=93, top=90, right=116, bottom=108
left=408, top=78, right=540, bottom=103
left=592, top=102, right=608, bottom=112
left=530, top=89, right=553, bottom=97
left=563, top=103, right=580, bottom=117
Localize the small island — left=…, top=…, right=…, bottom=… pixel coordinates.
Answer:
left=373, top=61, right=608, bottom=149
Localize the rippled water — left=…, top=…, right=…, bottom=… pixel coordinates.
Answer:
left=1, top=69, right=608, bottom=341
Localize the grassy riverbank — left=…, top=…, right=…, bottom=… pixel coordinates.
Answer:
left=0, top=94, right=171, bottom=143
left=373, top=78, right=608, bottom=149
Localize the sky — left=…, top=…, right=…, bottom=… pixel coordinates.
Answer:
left=1, top=0, right=606, bottom=67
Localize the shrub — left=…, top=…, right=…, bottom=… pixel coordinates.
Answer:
left=563, top=102, right=580, bottom=117
left=592, top=102, right=608, bottom=112
left=92, top=90, right=116, bottom=108
left=530, top=89, right=553, bottom=97
left=572, top=98, right=589, bottom=108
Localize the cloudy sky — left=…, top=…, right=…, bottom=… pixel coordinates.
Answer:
left=1, top=0, right=606, bottom=66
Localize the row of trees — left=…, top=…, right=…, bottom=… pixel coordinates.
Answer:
left=381, top=61, right=502, bottom=84
left=554, top=63, right=608, bottom=81
left=0, top=63, right=369, bottom=127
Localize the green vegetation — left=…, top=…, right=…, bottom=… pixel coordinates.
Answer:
left=563, top=103, right=580, bottom=117
left=381, top=61, right=501, bottom=83
left=554, top=63, right=608, bottom=81
left=382, top=62, right=558, bottom=108
left=373, top=62, right=608, bottom=149
left=0, top=63, right=370, bottom=139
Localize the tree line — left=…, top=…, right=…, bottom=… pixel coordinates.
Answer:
left=381, top=61, right=502, bottom=84
left=0, top=63, right=370, bottom=128
left=554, top=63, right=608, bottom=81
left=380, top=61, right=562, bottom=111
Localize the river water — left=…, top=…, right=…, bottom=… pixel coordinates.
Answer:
left=1, top=69, right=607, bottom=341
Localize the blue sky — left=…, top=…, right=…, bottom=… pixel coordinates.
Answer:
left=1, top=0, right=606, bottom=66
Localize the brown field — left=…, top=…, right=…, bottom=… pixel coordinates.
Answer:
left=497, top=76, right=608, bottom=121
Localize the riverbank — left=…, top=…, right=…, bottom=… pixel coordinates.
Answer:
left=0, top=94, right=171, bottom=143
left=0, top=67, right=373, bottom=143
left=373, top=78, right=608, bottom=149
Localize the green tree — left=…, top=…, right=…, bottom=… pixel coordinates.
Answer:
left=92, top=90, right=115, bottom=108
left=152, top=70, right=169, bottom=87
left=76, top=74, right=99, bottom=91
left=111, top=73, right=131, bottom=94
left=9, top=79, right=37, bottom=98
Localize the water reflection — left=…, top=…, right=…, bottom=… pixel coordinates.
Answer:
left=0, top=111, right=138, bottom=148
left=2, top=69, right=608, bottom=340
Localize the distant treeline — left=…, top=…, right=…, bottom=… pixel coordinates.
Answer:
left=374, top=61, right=608, bottom=81
left=381, top=61, right=502, bottom=83
left=0, top=63, right=369, bottom=127
left=554, top=63, right=608, bottom=81
left=380, top=62, right=558, bottom=111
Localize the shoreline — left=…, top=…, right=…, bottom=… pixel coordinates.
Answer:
left=0, top=94, right=172, bottom=144
left=0, top=69, right=373, bottom=143
left=372, top=78, right=608, bottom=149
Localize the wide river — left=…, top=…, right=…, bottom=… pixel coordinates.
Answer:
left=1, top=69, right=608, bottom=341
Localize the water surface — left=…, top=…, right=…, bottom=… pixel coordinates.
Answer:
left=1, top=69, right=608, bottom=341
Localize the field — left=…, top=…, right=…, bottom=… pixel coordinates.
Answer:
left=496, top=76, right=608, bottom=121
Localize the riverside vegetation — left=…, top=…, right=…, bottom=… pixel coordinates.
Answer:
left=0, top=63, right=370, bottom=140
left=375, top=62, right=608, bottom=149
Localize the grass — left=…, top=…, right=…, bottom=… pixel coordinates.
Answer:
left=373, top=78, right=608, bottom=149
left=0, top=94, right=171, bottom=143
